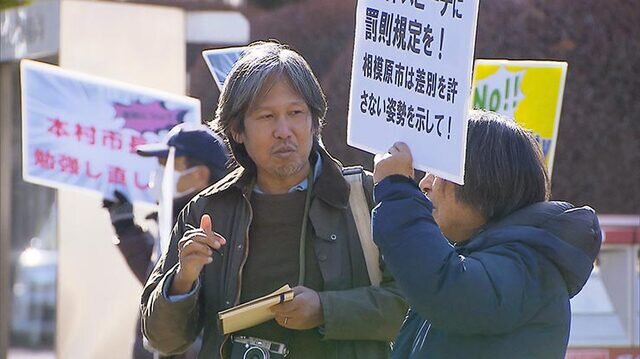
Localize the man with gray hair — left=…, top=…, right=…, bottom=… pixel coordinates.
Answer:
left=141, top=41, right=407, bottom=358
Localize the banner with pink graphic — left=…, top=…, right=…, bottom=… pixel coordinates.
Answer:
left=20, top=60, right=200, bottom=204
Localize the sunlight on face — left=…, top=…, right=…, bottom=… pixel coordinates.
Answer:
left=235, top=76, right=314, bottom=183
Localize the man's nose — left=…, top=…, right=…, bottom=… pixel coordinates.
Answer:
left=419, top=173, right=435, bottom=193
left=273, top=116, right=294, bottom=139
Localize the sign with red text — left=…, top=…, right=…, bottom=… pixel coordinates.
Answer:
left=20, top=60, right=200, bottom=204
left=348, top=0, right=480, bottom=184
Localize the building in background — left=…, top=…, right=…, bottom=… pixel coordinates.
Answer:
left=1, top=0, right=638, bottom=358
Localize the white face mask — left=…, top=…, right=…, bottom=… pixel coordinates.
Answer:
left=149, top=166, right=199, bottom=202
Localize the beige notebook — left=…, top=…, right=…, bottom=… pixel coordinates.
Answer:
left=218, top=284, right=295, bottom=334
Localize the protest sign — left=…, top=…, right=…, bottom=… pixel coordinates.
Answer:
left=202, top=46, right=246, bottom=91
left=348, top=0, right=480, bottom=184
left=20, top=60, right=201, bottom=204
left=472, top=60, right=567, bottom=175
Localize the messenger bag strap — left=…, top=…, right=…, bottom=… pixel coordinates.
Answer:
left=343, top=167, right=382, bottom=286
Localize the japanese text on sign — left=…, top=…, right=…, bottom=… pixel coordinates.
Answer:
left=348, top=0, right=480, bottom=184
left=20, top=60, right=200, bottom=204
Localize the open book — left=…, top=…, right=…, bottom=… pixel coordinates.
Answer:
left=218, top=284, right=295, bottom=334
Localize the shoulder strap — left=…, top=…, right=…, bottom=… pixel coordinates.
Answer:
left=343, top=167, right=382, bottom=286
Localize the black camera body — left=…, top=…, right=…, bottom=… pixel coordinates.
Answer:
left=230, top=335, right=289, bottom=359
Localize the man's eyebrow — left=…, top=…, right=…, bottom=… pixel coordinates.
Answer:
left=250, top=100, right=308, bottom=111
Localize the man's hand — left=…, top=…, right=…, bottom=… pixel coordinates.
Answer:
left=170, top=214, right=226, bottom=295
left=271, top=286, right=324, bottom=330
left=373, top=142, right=414, bottom=183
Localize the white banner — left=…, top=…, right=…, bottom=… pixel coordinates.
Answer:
left=348, top=0, right=480, bottom=184
left=20, top=60, right=200, bottom=204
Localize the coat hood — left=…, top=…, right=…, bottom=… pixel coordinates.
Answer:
left=466, top=201, right=602, bottom=298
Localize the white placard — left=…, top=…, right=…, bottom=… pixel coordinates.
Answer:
left=20, top=60, right=200, bottom=204
left=348, top=0, right=480, bottom=184
left=202, top=46, right=246, bottom=91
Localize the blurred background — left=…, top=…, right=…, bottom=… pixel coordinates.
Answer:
left=1, top=0, right=638, bottom=358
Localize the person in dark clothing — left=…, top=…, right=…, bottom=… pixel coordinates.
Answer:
left=103, top=123, right=229, bottom=359
left=371, top=110, right=602, bottom=359
left=140, top=41, right=407, bottom=359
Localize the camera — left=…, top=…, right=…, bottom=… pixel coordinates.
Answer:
left=230, top=335, right=289, bottom=359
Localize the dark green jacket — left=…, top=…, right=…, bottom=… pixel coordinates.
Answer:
left=141, top=148, right=408, bottom=358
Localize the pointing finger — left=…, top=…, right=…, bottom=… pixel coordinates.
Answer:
left=200, top=214, right=212, bottom=233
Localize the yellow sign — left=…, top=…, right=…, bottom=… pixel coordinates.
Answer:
left=472, top=60, right=567, bottom=176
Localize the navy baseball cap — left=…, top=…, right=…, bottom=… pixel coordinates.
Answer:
left=136, top=123, right=229, bottom=179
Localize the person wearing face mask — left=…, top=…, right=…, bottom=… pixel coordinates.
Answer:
left=102, top=122, right=229, bottom=359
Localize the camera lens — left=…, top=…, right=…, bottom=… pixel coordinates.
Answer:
left=243, top=346, right=269, bottom=359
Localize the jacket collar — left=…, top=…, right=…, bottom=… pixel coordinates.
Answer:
left=312, top=147, right=350, bottom=209
left=201, top=145, right=350, bottom=209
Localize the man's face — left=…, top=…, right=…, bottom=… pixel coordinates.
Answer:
left=234, top=77, right=314, bottom=182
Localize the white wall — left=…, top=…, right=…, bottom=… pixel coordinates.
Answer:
left=57, top=1, right=185, bottom=358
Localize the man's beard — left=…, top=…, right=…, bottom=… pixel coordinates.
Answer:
left=271, top=159, right=307, bottom=178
